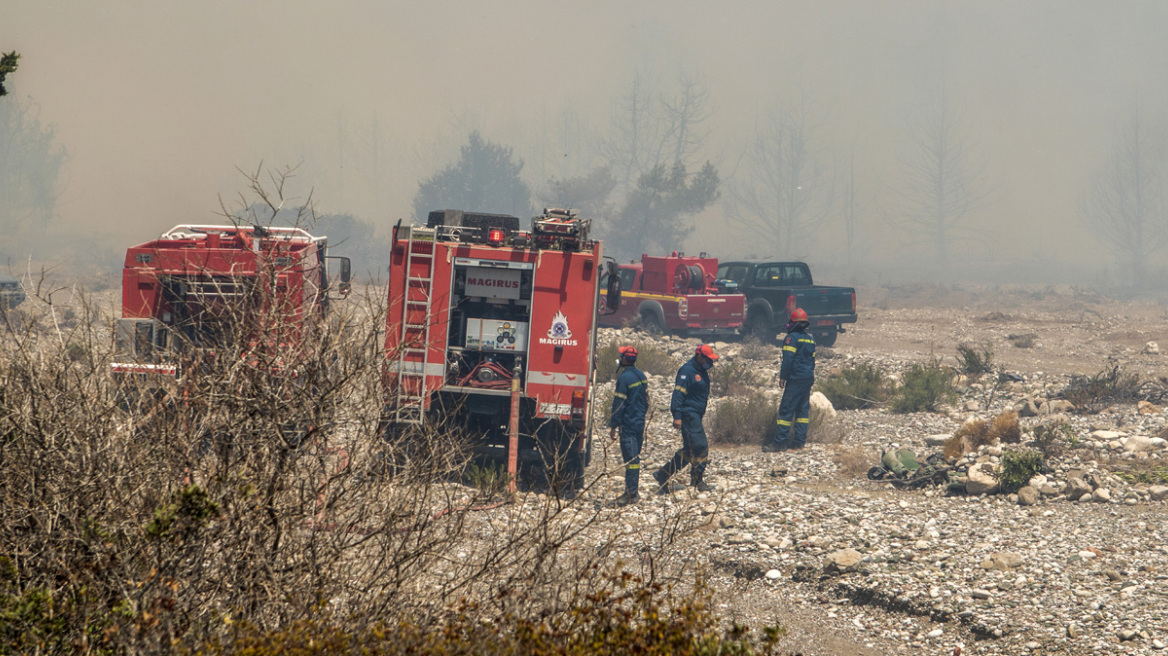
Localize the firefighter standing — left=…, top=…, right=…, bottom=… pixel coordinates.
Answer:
left=609, top=346, right=649, bottom=506
left=766, top=308, right=816, bottom=452
left=653, top=344, right=719, bottom=493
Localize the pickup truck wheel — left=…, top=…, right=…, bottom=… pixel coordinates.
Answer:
left=813, top=326, right=839, bottom=348
left=745, top=314, right=774, bottom=343
left=639, top=311, right=664, bottom=335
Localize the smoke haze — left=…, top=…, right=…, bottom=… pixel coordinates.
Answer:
left=5, top=1, right=1168, bottom=283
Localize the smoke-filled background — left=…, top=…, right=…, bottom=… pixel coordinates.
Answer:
left=5, top=1, right=1168, bottom=288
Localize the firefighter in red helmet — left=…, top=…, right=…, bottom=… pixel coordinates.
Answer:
left=653, top=343, right=718, bottom=493
left=765, top=308, right=816, bottom=452
left=609, top=345, right=648, bottom=506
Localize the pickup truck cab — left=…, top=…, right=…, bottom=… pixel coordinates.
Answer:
left=716, top=261, right=856, bottom=346
left=600, top=254, right=745, bottom=337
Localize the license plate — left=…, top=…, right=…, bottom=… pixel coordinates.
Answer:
left=817, top=319, right=835, bottom=327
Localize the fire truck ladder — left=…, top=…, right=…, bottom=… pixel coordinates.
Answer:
left=393, top=227, right=437, bottom=425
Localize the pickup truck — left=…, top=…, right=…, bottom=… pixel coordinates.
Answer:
left=715, top=260, right=856, bottom=346
left=599, top=253, right=745, bottom=337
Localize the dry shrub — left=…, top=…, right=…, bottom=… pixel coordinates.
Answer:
left=595, top=339, right=680, bottom=382
left=737, top=336, right=774, bottom=361
left=942, top=435, right=965, bottom=461
left=710, top=358, right=762, bottom=397
left=953, top=417, right=991, bottom=448
left=831, top=445, right=872, bottom=478
left=816, top=363, right=890, bottom=410
left=1008, top=333, right=1038, bottom=348
left=708, top=393, right=775, bottom=446
left=989, top=410, right=1021, bottom=443
left=956, top=342, right=994, bottom=375
left=1059, top=362, right=1143, bottom=414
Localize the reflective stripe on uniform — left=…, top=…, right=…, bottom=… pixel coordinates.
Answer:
left=614, top=392, right=627, bottom=399
left=628, top=380, right=644, bottom=388
left=674, top=385, right=687, bottom=394
left=626, top=463, right=640, bottom=470
left=692, top=457, right=708, bottom=463
left=796, top=418, right=810, bottom=424
left=783, top=346, right=797, bottom=353
left=798, top=338, right=814, bottom=344
left=776, top=419, right=792, bottom=426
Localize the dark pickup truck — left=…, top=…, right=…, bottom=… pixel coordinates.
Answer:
left=716, top=261, right=856, bottom=346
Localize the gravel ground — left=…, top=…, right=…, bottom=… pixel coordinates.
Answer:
left=515, top=286, right=1168, bottom=655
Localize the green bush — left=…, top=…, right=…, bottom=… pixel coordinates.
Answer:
left=595, top=340, right=681, bottom=382
left=890, top=361, right=956, bottom=414
left=956, top=342, right=994, bottom=375
left=708, top=393, right=776, bottom=446
left=998, top=450, right=1044, bottom=494
left=815, top=364, right=890, bottom=410
left=1059, top=363, right=1142, bottom=413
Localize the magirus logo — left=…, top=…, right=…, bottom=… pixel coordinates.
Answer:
left=539, top=310, right=577, bottom=346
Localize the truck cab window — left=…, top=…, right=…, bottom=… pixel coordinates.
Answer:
left=782, top=265, right=809, bottom=285
left=619, top=268, right=638, bottom=291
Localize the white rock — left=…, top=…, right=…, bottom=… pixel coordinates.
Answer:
left=1146, top=341, right=1160, bottom=354
left=765, top=569, right=782, bottom=580
left=809, top=391, right=836, bottom=418
left=927, top=629, right=943, bottom=638
left=1123, top=435, right=1153, bottom=453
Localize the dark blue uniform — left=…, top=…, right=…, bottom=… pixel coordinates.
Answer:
left=774, top=327, right=815, bottom=449
left=658, top=357, right=712, bottom=486
left=609, top=365, right=649, bottom=496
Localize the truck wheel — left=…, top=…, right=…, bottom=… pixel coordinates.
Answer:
left=639, top=310, right=664, bottom=334
left=814, top=326, right=839, bottom=348
left=745, top=313, right=774, bottom=343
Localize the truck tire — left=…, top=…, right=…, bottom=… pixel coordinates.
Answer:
left=813, top=325, right=839, bottom=348
left=745, top=312, right=775, bottom=343
left=639, top=309, right=664, bottom=334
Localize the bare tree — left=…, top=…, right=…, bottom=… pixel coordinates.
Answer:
left=1082, top=111, right=1168, bottom=288
left=724, top=99, right=834, bottom=259
left=841, top=141, right=861, bottom=274
left=887, top=91, right=989, bottom=266
left=0, top=94, right=66, bottom=241
left=599, top=67, right=713, bottom=193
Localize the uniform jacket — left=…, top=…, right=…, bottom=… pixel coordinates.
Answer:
left=609, top=366, right=649, bottom=431
left=671, top=357, right=712, bottom=419
left=780, top=328, right=816, bottom=381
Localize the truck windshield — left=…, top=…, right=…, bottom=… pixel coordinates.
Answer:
left=717, top=264, right=749, bottom=283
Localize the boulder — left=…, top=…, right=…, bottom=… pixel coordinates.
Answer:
left=823, top=548, right=864, bottom=575
left=1124, top=435, right=1153, bottom=454
left=809, top=391, right=836, bottom=418
left=966, top=462, right=1000, bottom=495
left=1145, top=341, right=1160, bottom=355
left=1065, top=476, right=1093, bottom=501
left=1091, top=430, right=1127, bottom=440
left=1045, top=399, right=1076, bottom=413
left=925, top=434, right=950, bottom=448
left=1017, top=486, right=1040, bottom=506
left=1139, top=400, right=1162, bottom=415
left=1015, top=397, right=1039, bottom=417
left=1148, top=485, right=1168, bottom=501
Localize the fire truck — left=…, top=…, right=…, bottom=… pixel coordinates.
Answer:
left=111, top=224, right=351, bottom=385
left=382, top=208, right=620, bottom=489
left=599, top=252, right=745, bottom=337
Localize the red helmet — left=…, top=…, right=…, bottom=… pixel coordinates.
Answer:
left=618, top=345, right=638, bottom=360
left=695, top=344, right=720, bottom=361
left=789, top=308, right=808, bottom=322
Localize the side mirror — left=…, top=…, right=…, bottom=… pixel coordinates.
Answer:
left=603, top=261, right=621, bottom=314
left=327, top=256, right=352, bottom=297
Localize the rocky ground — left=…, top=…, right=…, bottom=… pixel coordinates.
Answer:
left=559, top=285, right=1168, bottom=655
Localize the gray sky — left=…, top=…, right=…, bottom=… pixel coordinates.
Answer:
left=5, top=1, right=1168, bottom=281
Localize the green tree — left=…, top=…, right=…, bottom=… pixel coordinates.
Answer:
left=607, top=161, right=720, bottom=262
left=0, top=51, right=19, bottom=97
left=541, top=165, right=617, bottom=224
left=413, top=131, right=532, bottom=221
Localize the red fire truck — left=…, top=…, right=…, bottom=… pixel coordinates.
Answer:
left=111, top=224, right=350, bottom=383
left=599, top=253, right=745, bottom=337
left=382, top=209, right=620, bottom=489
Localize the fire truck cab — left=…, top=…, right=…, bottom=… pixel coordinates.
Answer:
left=383, top=209, right=620, bottom=489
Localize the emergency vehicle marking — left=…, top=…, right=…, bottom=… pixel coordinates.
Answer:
left=465, top=267, right=522, bottom=299
left=539, top=310, right=578, bottom=346
left=390, top=361, right=447, bottom=377
left=528, top=371, right=587, bottom=387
